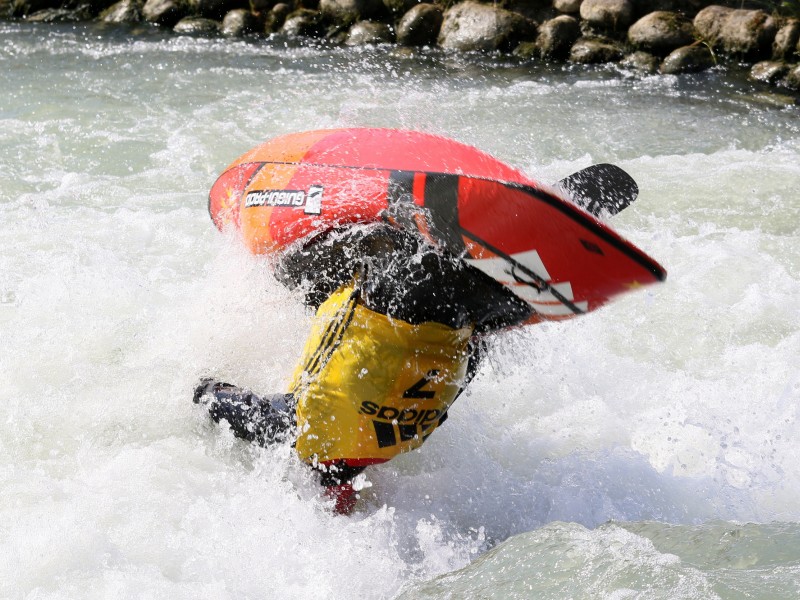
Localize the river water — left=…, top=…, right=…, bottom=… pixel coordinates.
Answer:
left=2, top=22, right=799, bottom=599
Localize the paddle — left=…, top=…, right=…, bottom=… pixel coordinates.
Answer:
left=556, top=163, right=639, bottom=217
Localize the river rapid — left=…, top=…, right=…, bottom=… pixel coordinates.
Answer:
left=2, top=22, right=799, bottom=599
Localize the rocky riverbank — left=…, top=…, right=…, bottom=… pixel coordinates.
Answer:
left=4, top=0, right=800, bottom=97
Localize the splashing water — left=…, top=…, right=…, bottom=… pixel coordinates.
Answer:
left=1, top=22, right=799, bottom=599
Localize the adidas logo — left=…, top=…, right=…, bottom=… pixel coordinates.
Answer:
left=358, top=371, right=449, bottom=448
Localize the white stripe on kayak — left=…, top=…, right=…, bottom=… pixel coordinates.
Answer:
left=465, top=249, right=551, bottom=282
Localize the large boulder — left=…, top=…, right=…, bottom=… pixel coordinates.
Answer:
left=319, top=0, right=384, bottom=26
left=694, top=6, right=778, bottom=60
left=569, top=36, right=624, bottom=62
left=396, top=3, right=442, bottom=46
left=554, top=0, right=582, bottom=15
left=346, top=19, right=394, bottom=44
left=174, top=16, right=221, bottom=33
left=438, top=1, right=537, bottom=52
left=143, top=0, right=188, bottom=26
left=660, top=44, right=714, bottom=74
left=281, top=8, right=324, bottom=36
left=721, top=9, right=777, bottom=59
left=100, top=0, right=143, bottom=22
left=772, top=18, right=800, bottom=61
left=579, top=0, right=634, bottom=33
left=264, top=1, right=290, bottom=31
left=535, top=15, right=581, bottom=59
left=221, top=8, right=260, bottom=35
left=628, top=11, right=695, bottom=56
left=693, top=4, right=729, bottom=42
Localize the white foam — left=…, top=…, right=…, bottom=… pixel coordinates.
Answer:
left=2, top=23, right=799, bottom=599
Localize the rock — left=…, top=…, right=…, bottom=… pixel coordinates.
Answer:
left=773, top=19, right=800, bottom=61
left=536, top=15, right=581, bottom=59
left=784, top=64, right=800, bottom=90
left=554, top=0, right=582, bottom=15
left=579, top=0, right=633, bottom=33
left=396, top=3, right=442, bottom=46
left=174, top=15, right=221, bottom=33
left=749, top=60, right=789, bottom=84
left=513, top=41, right=538, bottom=59
left=438, top=1, right=537, bottom=53
left=143, top=0, right=187, bottom=26
left=620, top=50, right=660, bottom=73
left=189, top=0, right=246, bottom=20
left=628, top=11, right=695, bottom=56
left=660, top=44, right=714, bottom=74
left=693, top=5, right=730, bottom=42
left=221, top=8, right=260, bottom=35
left=346, top=19, right=393, bottom=44
left=722, top=9, right=777, bottom=59
left=100, top=0, right=143, bottom=22
left=11, top=0, right=60, bottom=17
left=569, top=36, right=624, bottom=63
left=25, top=6, right=91, bottom=20
left=264, top=1, right=290, bottom=32
left=319, top=0, right=384, bottom=27
left=694, top=6, right=777, bottom=60
left=281, top=8, right=324, bottom=36
left=382, top=0, right=417, bottom=18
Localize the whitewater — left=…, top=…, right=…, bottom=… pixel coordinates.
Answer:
left=1, top=22, right=799, bottom=599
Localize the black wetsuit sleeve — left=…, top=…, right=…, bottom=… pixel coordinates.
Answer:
left=194, top=381, right=363, bottom=490
left=194, top=381, right=296, bottom=447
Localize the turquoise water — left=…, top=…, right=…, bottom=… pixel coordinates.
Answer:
left=398, top=522, right=800, bottom=598
left=1, top=22, right=799, bottom=599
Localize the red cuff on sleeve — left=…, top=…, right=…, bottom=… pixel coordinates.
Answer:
left=323, top=483, right=358, bottom=515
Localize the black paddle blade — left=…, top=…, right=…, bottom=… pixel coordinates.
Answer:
left=556, top=163, right=639, bottom=217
